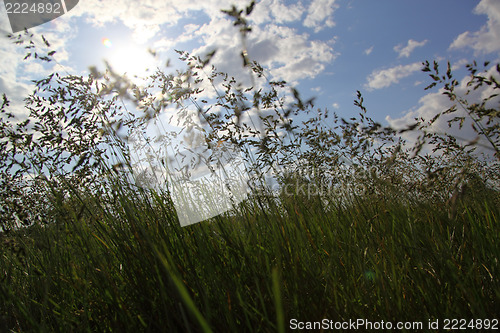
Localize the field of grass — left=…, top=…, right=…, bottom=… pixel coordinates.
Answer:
left=1, top=173, right=499, bottom=332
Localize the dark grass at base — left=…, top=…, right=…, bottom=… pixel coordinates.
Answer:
left=1, top=180, right=499, bottom=332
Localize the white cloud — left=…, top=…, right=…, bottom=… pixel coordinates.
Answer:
left=449, top=0, right=500, bottom=55
left=0, top=11, right=41, bottom=119
left=0, top=42, right=17, bottom=92
left=268, top=0, right=304, bottom=24
left=364, top=46, right=373, bottom=55
left=394, top=39, right=428, bottom=58
left=303, top=0, right=339, bottom=32
left=0, top=5, right=20, bottom=88
left=386, top=64, right=500, bottom=157
left=332, top=102, right=340, bottom=109
left=236, top=0, right=304, bottom=26
left=66, top=0, right=337, bottom=84
left=2, top=1, right=338, bottom=119
left=69, top=0, right=305, bottom=42
left=365, top=62, right=422, bottom=90
left=72, top=0, right=177, bottom=35
left=70, top=0, right=235, bottom=42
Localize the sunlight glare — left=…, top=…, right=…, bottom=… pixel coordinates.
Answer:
left=101, top=37, right=157, bottom=81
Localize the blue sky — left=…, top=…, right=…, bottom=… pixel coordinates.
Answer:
left=1, top=0, right=500, bottom=150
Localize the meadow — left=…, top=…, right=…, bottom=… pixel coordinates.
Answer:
left=1, top=5, right=500, bottom=332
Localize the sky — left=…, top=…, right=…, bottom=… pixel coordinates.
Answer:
left=1, top=0, right=500, bottom=155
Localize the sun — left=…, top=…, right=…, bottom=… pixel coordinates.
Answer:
left=101, top=37, right=157, bottom=81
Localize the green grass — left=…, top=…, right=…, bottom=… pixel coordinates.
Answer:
left=1, top=177, right=499, bottom=332
left=1, top=11, right=499, bottom=332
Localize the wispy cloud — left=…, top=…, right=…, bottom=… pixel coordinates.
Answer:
left=365, top=62, right=422, bottom=90
left=0, top=8, right=69, bottom=119
left=247, top=0, right=304, bottom=25
left=449, top=0, right=500, bottom=55
left=303, top=0, right=339, bottom=32
left=192, top=20, right=337, bottom=84
left=67, top=0, right=338, bottom=84
left=387, top=64, right=500, bottom=157
left=394, top=39, right=428, bottom=58
left=0, top=34, right=32, bottom=119
left=1, top=0, right=340, bottom=122
left=364, top=46, right=373, bottom=55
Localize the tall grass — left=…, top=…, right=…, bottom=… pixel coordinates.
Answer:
left=1, top=171, right=499, bottom=332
